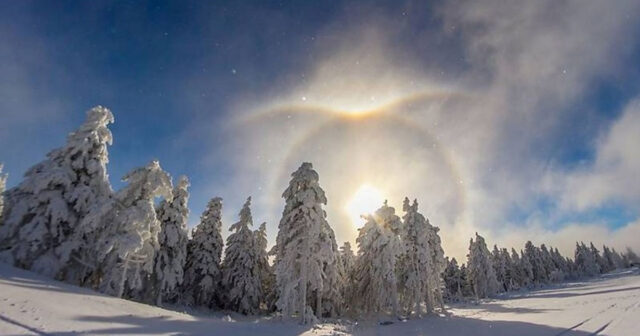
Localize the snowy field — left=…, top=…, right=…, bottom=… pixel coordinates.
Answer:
left=1, top=263, right=638, bottom=336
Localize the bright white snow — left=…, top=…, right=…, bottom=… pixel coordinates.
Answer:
left=1, top=262, right=639, bottom=335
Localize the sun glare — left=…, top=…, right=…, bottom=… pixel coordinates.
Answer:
left=345, top=184, right=385, bottom=228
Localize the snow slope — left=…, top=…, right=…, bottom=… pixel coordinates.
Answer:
left=1, top=262, right=639, bottom=335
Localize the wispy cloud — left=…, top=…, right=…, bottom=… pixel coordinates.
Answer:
left=205, top=0, right=640, bottom=259
left=556, top=99, right=640, bottom=211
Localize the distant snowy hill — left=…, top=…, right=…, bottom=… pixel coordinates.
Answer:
left=1, top=262, right=639, bottom=335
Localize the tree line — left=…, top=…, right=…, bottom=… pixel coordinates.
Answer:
left=443, top=234, right=639, bottom=302
left=0, top=106, right=637, bottom=324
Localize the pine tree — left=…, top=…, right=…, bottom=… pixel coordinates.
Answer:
left=339, top=241, right=356, bottom=313
left=0, top=164, right=7, bottom=227
left=399, top=198, right=433, bottom=316
left=425, top=214, right=446, bottom=312
left=183, top=197, right=224, bottom=308
left=590, top=243, right=607, bottom=274
left=540, top=244, right=561, bottom=282
left=0, top=106, right=114, bottom=279
left=601, top=245, right=616, bottom=273
left=575, top=242, right=599, bottom=277
left=254, top=222, right=275, bottom=312
left=565, top=257, right=580, bottom=279
left=610, top=248, right=624, bottom=269
left=549, top=247, right=567, bottom=282
left=352, top=201, right=403, bottom=317
left=80, top=160, right=172, bottom=298
left=467, top=233, right=499, bottom=299
left=524, top=241, right=548, bottom=285
left=152, top=176, right=190, bottom=306
left=492, top=245, right=507, bottom=293
left=623, top=247, right=639, bottom=266
left=320, top=224, right=344, bottom=318
left=222, top=197, right=261, bottom=314
left=273, top=162, right=341, bottom=323
left=499, top=248, right=514, bottom=291
left=520, top=249, right=534, bottom=288
left=509, top=248, right=523, bottom=290
left=459, top=263, right=474, bottom=297
left=443, top=257, right=465, bottom=302
left=340, top=242, right=356, bottom=281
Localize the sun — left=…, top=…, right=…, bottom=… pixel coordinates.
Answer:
left=345, top=184, right=385, bottom=228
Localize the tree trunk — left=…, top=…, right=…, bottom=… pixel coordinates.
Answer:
left=391, top=282, right=399, bottom=318
left=156, top=288, right=163, bottom=307
left=117, top=257, right=129, bottom=298
left=300, top=255, right=308, bottom=324
left=316, top=290, right=322, bottom=319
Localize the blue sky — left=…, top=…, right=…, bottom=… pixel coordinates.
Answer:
left=1, top=1, right=639, bottom=258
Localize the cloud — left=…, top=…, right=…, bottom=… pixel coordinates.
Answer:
left=444, top=1, right=639, bottom=258
left=558, top=100, right=640, bottom=210
left=495, top=219, right=640, bottom=259
left=200, top=0, right=640, bottom=260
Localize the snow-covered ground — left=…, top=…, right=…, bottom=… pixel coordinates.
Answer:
left=1, top=263, right=638, bottom=336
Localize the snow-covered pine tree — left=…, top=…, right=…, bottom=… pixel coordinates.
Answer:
left=320, top=222, right=344, bottom=318
left=520, top=249, right=534, bottom=288
left=459, top=263, right=474, bottom=297
left=151, top=175, right=190, bottom=306
left=575, top=242, right=599, bottom=277
left=524, top=241, right=548, bottom=285
left=399, top=198, right=433, bottom=316
left=0, top=164, right=6, bottom=226
left=254, top=222, right=275, bottom=312
left=621, top=251, right=631, bottom=268
left=443, top=257, right=465, bottom=302
left=467, top=233, right=499, bottom=299
left=339, top=241, right=356, bottom=313
left=80, top=160, right=172, bottom=298
left=273, top=162, right=341, bottom=323
left=590, top=243, right=607, bottom=274
left=222, top=197, right=261, bottom=314
left=0, top=106, right=114, bottom=279
left=499, top=248, right=515, bottom=291
left=565, top=256, right=580, bottom=279
left=601, top=245, right=616, bottom=273
left=509, top=248, right=523, bottom=290
left=424, top=212, right=446, bottom=312
left=624, top=248, right=639, bottom=266
left=352, top=201, right=403, bottom=318
left=491, top=245, right=507, bottom=293
left=340, top=242, right=356, bottom=282
left=540, top=244, right=561, bottom=282
left=548, top=247, right=567, bottom=282
left=182, top=197, right=224, bottom=308
left=609, top=248, right=624, bottom=269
